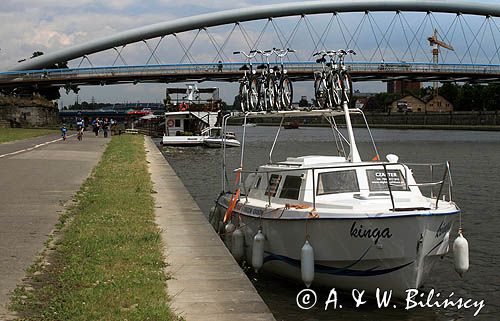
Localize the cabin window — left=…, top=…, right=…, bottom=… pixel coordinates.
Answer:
left=279, top=176, right=302, bottom=200
left=366, top=169, right=408, bottom=191
left=317, top=170, right=359, bottom=195
left=175, top=119, right=181, bottom=127
left=265, top=174, right=282, bottom=197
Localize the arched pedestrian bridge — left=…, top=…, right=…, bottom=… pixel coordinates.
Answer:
left=2, top=0, right=500, bottom=88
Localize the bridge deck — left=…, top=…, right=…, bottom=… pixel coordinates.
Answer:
left=1, top=62, right=500, bottom=88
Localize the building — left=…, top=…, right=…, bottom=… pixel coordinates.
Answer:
left=424, top=95, right=453, bottom=112
left=390, top=94, right=453, bottom=113
left=387, top=80, right=421, bottom=94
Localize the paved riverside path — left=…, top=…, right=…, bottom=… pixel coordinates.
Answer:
left=145, top=138, right=275, bottom=321
left=0, top=133, right=108, bottom=318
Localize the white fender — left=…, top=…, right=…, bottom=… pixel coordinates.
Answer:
left=252, top=230, right=265, bottom=272
left=453, top=231, right=469, bottom=277
left=209, top=206, right=216, bottom=225
left=232, top=228, right=245, bottom=262
left=301, top=240, right=315, bottom=288
left=224, top=222, right=236, bottom=247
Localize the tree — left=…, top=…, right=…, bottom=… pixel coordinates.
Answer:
left=298, top=96, right=309, bottom=107
left=8, top=51, right=79, bottom=101
left=232, top=94, right=241, bottom=111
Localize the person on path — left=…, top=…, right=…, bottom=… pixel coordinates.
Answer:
left=102, top=118, right=110, bottom=138
left=60, top=124, right=68, bottom=141
left=92, top=118, right=99, bottom=137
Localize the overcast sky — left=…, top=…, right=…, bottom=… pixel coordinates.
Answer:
left=0, top=0, right=498, bottom=106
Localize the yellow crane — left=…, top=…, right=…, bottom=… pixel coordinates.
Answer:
left=428, top=28, right=454, bottom=63
left=428, top=29, right=454, bottom=97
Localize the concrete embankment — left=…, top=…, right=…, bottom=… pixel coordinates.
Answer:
left=0, top=134, right=108, bottom=318
left=229, top=110, right=500, bottom=131
left=145, top=138, right=275, bottom=321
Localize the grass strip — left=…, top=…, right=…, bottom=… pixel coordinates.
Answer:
left=11, top=135, right=177, bottom=321
left=0, top=128, right=59, bottom=144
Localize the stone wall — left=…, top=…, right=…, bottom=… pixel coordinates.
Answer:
left=0, top=105, right=60, bottom=128
left=359, top=111, right=500, bottom=126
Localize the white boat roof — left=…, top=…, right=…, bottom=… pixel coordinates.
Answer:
left=279, top=155, right=347, bottom=167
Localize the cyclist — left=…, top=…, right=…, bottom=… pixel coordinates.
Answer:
left=76, top=118, right=84, bottom=141
left=60, top=124, right=68, bottom=141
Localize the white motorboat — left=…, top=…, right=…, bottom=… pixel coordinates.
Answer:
left=204, top=130, right=241, bottom=148
left=161, top=111, right=218, bottom=146
left=210, top=106, right=467, bottom=297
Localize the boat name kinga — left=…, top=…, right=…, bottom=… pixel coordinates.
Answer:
left=350, top=222, right=392, bottom=244
left=436, top=220, right=452, bottom=238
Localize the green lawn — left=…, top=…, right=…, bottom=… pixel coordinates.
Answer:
left=0, top=128, right=59, bottom=144
left=11, top=135, right=177, bottom=321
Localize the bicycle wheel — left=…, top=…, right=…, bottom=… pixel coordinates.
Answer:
left=314, top=77, right=328, bottom=109
left=341, top=72, right=353, bottom=107
left=249, top=76, right=260, bottom=111
left=257, top=77, right=267, bottom=112
left=280, top=76, right=293, bottom=110
left=267, top=75, right=277, bottom=111
left=330, top=72, right=342, bottom=109
left=239, top=81, right=249, bottom=112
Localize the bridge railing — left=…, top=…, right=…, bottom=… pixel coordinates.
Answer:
left=1, top=61, right=500, bottom=82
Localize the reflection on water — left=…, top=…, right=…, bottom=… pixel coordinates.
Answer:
left=159, top=126, right=500, bottom=321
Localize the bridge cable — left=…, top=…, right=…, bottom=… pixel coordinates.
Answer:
left=281, top=16, right=304, bottom=61
left=143, top=38, right=163, bottom=65
left=366, top=13, right=385, bottom=62
left=400, top=13, right=432, bottom=63
left=236, top=23, right=255, bottom=53
left=77, top=55, right=95, bottom=69
left=336, top=13, right=367, bottom=62
left=396, top=12, right=415, bottom=62
left=377, top=12, right=400, bottom=62
left=492, top=18, right=500, bottom=64
left=309, top=13, right=336, bottom=61
left=368, top=12, right=399, bottom=62
left=471, top=18, right=490, bottom=64
left=269, top=19, right=287, bottom=55
left=176, top=30, right=200, bottom=64
left=345, top=13, right=369, bottom=62
left=442, top=14, right=461, bottom=63
left=457, top=14, right=474, bottom=64
left=204, top=25, right=234, bottom=63
left=250, top=19, right=271, bottom=52
left=304, top=15, right=328, bottom=60
left=487, top=18, right=500, bottom=64
left=216, top=23, right=238, bottom=62
left=462, top=16, right=490, bottom=65
left=112, top=46, right=128, bottom=66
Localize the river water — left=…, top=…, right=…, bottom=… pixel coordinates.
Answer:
left=158, top=126, right=500, bottom=321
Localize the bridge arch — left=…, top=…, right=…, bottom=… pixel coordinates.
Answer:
left=10, top=0, right=500, bottom=71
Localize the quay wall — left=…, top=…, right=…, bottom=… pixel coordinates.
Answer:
left=231, top=111, right=500, bottom=130
left=0, top=105, right=59, bottom=128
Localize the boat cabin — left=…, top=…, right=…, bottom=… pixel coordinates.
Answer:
left=164, top=111, right=219, bottom=136
left=243, top=155, right=430, bottom=215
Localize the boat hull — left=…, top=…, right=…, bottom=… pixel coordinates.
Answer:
left=211, top=202, right=457, bottom=297
left=161, top=135, right=205, bottom=146
left=204, top=138, right=241, bottom=148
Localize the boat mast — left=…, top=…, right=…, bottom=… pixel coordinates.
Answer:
left=342, top=102, right=361, bottom=162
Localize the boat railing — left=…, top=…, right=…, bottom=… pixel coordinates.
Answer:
left=404, top=162, right=453, bottom=209
left=235, top=161, right=452, bottom=211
